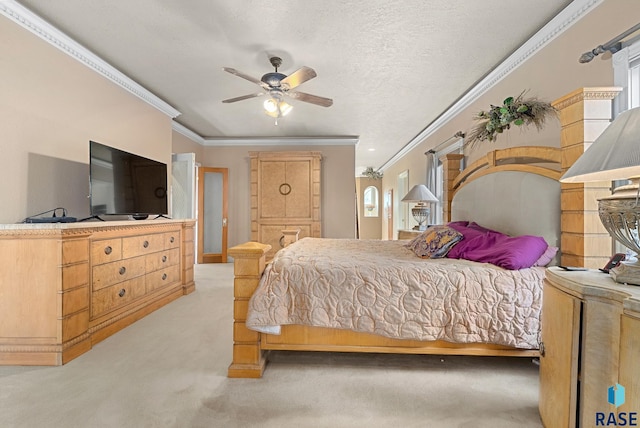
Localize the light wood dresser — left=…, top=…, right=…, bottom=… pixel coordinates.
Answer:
left=539, top=267, right=640, bottom=427
left=250, top=151, right=321, bottom=260
left=0, top=219, right=195, bottom=365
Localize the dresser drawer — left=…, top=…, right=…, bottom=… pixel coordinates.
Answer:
left=146, top=265, right=181, bottom=292
left=164, top=231, right=180, bottom=249
left=62, top=239, right=89, bottom=265
left=62, top=262, right=89, bottom=290
left=92, top=276, right=146, bottom=317
left=91, top=238, right=123, bottom=265
left=145, top=247, right=180, bottom=273
left=62, top=286, right=89, bottom=315
left=122, top=233, right=165, bottom=258
left=92, top=256, right=146, bottom=291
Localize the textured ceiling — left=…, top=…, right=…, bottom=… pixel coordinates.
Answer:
left=17, top=0, right=573, bottom=171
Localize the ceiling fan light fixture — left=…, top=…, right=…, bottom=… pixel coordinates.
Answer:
left=222, top=56, right=331, bottom=122
left=263, top=98, right=292, bottom=118
left=263, top=98, right=279, bottom=113
left=279, top=101, right=292, bottom=116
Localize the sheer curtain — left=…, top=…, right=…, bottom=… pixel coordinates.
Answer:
left=425, top=136, right=464, bottom=225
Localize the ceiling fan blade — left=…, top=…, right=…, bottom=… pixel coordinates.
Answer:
left=222, top=93, right=264, bottom=103
left=280, top=66, right=317, bottom=90
left=222, top=67, right=269, bottom=88
left=287, top=91, right=333, bottom=107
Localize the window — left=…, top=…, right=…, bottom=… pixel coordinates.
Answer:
left=613, top=37, right=640, bottom=113
left=425, top=137, right=464, bottom=225
left=363, top=186, right=379, bottom=217
left=397, top=171, right=409, bottom=230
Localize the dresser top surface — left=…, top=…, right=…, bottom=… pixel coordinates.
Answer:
left=0, top=218, right=195, bottom=231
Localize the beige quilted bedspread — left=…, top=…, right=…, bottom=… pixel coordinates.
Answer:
left=246, top=238, right=545, bottom=349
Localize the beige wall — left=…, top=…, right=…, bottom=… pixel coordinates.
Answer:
left=0, top=17, right=172, bottom=224
left=381, top=0, right=639, bottom=240
left=198, top=144, right=356, bottom=247
left=172, top=130, right=205, bottom=162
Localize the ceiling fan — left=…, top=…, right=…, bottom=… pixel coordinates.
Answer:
left=222, top=56, right=333, bottom=123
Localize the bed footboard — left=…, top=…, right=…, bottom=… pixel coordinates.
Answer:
left=227, top=242, right=271, bottom=378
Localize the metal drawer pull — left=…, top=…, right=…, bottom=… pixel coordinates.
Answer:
left=104, top=246, right=112, bottom=255
left=143, top=240, right=149, bottom=248
left=118, top=289, right=126, bottom=297
left=279, top=235, right=285, bottom=248
left=119, top=266, right=126, bottom=275
left=162, top=273, right=167, bottom=280
left=539, top=342, right=545, bottom=357
left=162, top=255, right=167, bottom=262
left=170, top=236, right=175, bottom=243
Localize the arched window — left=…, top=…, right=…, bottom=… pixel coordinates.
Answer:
left=363, top=185, right=379, bottom=217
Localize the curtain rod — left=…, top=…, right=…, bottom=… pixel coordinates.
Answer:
left=425, top=131, right=465, bottom=155
left=579, top=22, right=640, bottom=63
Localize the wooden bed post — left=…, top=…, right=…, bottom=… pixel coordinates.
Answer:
left=552, top=87, right=622, bottom=268
left=227, top=242, right=271, bottom=378
left=441, top=153, right=464, bottom=223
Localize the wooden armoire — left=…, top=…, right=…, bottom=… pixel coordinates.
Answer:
left=250, top=151, right=322, bottom=259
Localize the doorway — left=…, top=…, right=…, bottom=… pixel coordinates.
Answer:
left=386, top=189, right=393, bottom=240
left=397, top=170, right=409, bottom=232
left=197, top=167, right=228, bottom=263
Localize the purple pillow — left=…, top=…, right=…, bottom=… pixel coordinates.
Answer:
left=447, top=220, right=469, bottom=229
left=467, top=222, right=497, bottom=233
left=447, top=222, right=549, bottom=269
left=447, top=222, right=487, bottom=258
left=534, top=246, right=558, bottom=267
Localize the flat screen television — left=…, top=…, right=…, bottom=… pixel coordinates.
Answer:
left=89, top=140, right=168, bottom=218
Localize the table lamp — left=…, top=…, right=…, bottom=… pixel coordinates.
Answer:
left=401, top=184, right=438, bottom=231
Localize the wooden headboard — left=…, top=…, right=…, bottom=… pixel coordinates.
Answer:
left=443, top=146, right=562, bottom=250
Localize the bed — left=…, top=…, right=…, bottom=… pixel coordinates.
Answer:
left=228, top=146, right=562, bottom=378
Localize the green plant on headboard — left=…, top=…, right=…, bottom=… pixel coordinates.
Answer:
left=467, top=91, right=557, bottom=145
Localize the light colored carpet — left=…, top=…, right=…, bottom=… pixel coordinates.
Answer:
left=0, top=263, right=543, bottom=428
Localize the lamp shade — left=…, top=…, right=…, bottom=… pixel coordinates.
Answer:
left=561, top=106, right=640, bottom=183
left=401, top=184, right=438, bottom=202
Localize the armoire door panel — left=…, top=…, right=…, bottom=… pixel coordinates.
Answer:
left=260, top=161, right=287, bottom=218
left=285, top=161, right=311, bottom=218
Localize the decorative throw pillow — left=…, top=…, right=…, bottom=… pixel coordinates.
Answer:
left=405, top=225, right=463, bottom=259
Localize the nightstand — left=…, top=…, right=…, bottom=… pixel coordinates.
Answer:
left=539, top=267, right=640, bottom=427
left=397, top=229, right=423, bottom=240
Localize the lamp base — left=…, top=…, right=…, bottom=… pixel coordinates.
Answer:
left=412, top=224, right=427, bottom=231
left=610, top=261, right=640, bottom=286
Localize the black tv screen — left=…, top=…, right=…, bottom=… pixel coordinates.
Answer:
left=89, top=141, right=168, bottom=217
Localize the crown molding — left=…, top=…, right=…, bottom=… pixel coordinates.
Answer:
left=172, top=121, right=205, bottom=144
left=171, top=121, right=358, bottom=147
left=0, top=0, right=181, bottom=119
left=202, top=136, right=359, bottom=147
left=379, top=0, right=604, bottom=171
